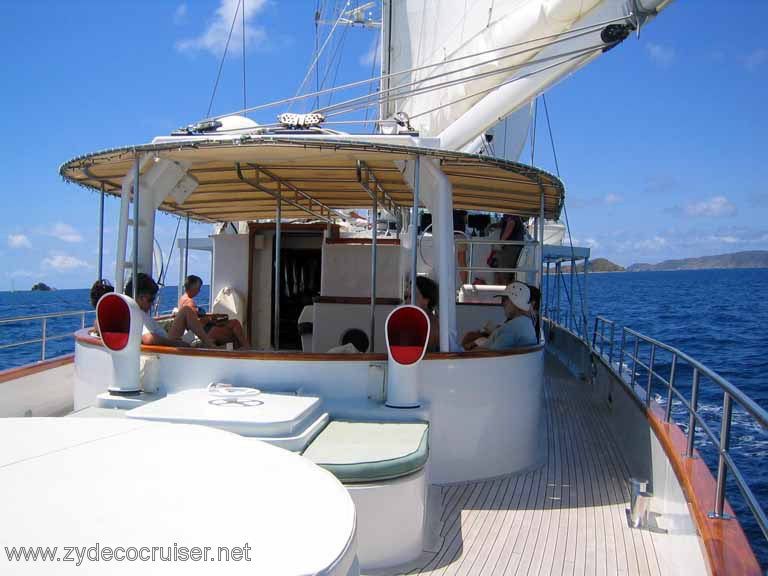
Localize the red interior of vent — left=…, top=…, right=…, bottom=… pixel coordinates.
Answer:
left=98, top=294, right=131, bottom=351
left=387, top=306, right=429, bottom=365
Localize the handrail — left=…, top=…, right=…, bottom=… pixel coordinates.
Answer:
left=588, top=316, right=768, bottom=544
left=0, top=300, right=209, bottom=365
left=0, top=309, right=94, bottom=362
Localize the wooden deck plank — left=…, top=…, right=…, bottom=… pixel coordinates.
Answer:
left=373, top=353, right=665, bottom=576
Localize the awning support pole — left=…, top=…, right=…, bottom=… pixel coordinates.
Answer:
left=370, top=180, right=378, bottom=352
left=132, top=156, right=140, bottom=299
left=274, top=187, right=282, bottom=350
left=555, top=261, right=561, bottom=325
left=538, top=185, right=545, bottom=289
left=184, top=214, right=190, bottom=279
left=570, top=258, right=575, bottom=331
left=97, top=184, right=105, bottom=281
left=410, top=156, right=420, bottom=305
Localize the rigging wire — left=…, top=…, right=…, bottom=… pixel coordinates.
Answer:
left=290, top=1, right=349, bottom=110
left=542, top=93, right=587, bottom=335
left=203, top=13, right=631, bottom=121
left=403, top=44, right=605, bottom=123
left=242, top=0, right=247, bottom=113
left=316, top=39, right=607, bottom=118
left=317, top=17, right=350, bottom=108
left=318, top=43, right=606, bottom=122
left=206, top=0, right=243, bottom=118
left=363, top=22, right=381, bottom=131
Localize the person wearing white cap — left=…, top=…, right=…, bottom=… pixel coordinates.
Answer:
left=461, top=281, right=538, bottom=351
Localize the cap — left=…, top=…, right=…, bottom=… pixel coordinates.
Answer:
left=495, top=281, right=531, bottom=312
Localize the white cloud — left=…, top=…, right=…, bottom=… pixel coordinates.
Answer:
left=174, top=3, right=188, bottom=25
left=360, top=38, right=378, bottom=67
left=645, top=42, right=675, bottom=67
left=176, top=0, right=268, bottom=56
left=742, top=48, right=768, bottom=71
left=7, top=234, right=30, bottom=248
left=685, top=196, right=736, bottom=217
left=604, top=193, right=622, bottom=205
left=42, top=254, right=90, bottom=272
left=707, top=234, right=739, bottom=244
left=49, top=222, right=83, bottom=243
left=633, top=236, right=667, bottom=251
left=10, top=269, right=36, bottom=278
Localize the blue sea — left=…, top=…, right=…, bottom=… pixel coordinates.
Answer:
left=0, top=270, right=766, bottom=566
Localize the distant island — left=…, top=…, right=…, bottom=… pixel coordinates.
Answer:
left=627, top=250, right=768, bottom=272
left=31, top=282, right=53, bottom=292
left=559, top=258, right=625, bottom=273
left=551, top=250, right=768, bottom=274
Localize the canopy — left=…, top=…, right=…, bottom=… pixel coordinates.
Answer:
left=60, top=136, right=564, bottom=223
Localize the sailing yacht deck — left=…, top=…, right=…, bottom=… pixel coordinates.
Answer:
left=372, top=353, right=662, bottom=576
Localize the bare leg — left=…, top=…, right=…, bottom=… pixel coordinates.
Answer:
left=207, top=320, right=249, bottom=349
left=227, top=319, right=249, bottom=348
left=169, top=307, right=215, bottom=347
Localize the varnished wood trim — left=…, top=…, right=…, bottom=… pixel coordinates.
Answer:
left=645, top=401, right=761, bottom=576
left=590, top=349, right=761, bottom=576
left=324, top=237, right=401, bottom=245
left=0, top=354, right=74, bottom=384
left=74, top=329, right=543, bottom=361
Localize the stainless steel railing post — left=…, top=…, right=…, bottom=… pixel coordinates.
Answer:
left=619, top=329, right=626, bottom=378
left=80, top=312, right=86, bottom=330
left=712, top=392, right=733, bottom=519
left=631, top=338, right=640, bottom=389
left=41, top=317, right=47, bottom=361
left=592, top=317, right=598, bottom=349
left=609, top=321, right=616, bottom=367
left=686, top=367, right=700, bottom=458
left=600, top=318, right=606, bottom=357
left=646, top=344, right=656, bottom=407
left=665, top=354, right=677, bottom=422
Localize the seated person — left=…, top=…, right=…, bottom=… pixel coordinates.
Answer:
left=462, top=281, right=537, bottom=351
left=89, top=279, right=114, bottom=335
left=178, top=275, right=250, bottom=349
left=125, top=273, right=216, bottom=348
left=526, top=283, right=541, bottom=335
left=328, top=328, right=370, bottom=353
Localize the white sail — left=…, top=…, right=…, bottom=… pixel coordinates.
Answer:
left=383, top=0, right=671, bottom=150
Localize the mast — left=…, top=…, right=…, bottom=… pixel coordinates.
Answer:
left=379, top=0, right=393, bottom=123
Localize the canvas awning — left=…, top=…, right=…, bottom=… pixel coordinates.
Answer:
left=60, top=136, right=564, bottom=223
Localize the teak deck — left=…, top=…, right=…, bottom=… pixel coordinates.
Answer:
left=372, top=355, right=662, bottom=576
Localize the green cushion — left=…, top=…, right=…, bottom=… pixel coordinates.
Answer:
left=303, top=421, right=429, bottom=484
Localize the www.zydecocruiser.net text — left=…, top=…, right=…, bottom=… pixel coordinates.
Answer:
left=4, top=543, right=252, bottom=566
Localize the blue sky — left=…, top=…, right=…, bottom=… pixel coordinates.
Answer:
left=0, top=0, right=766, bottom=289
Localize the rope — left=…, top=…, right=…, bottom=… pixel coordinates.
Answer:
left=404, top=44, right=605, bottom=123
left=206, top=0, right=243, bottom=118
left=290, top=1, right=349, bottom=110
left=317, top=40, right=607, bottom=118
left=542, top=93, right=587, bottom=337
left=202, top=14, right=630, bottom=122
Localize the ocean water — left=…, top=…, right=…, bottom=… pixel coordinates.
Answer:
left=0, top=285, right=208, bottom=370
left=0, top=270, right=766, bottom=566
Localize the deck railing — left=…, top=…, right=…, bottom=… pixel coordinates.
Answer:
left=589, top=317, right=768, bottom=544
left=0, top=310, right=94, bottom=361
left=0, top=301, right=207, bottom=366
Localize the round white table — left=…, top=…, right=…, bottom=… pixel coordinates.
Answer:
left=0, top=418, right=357, bottom=575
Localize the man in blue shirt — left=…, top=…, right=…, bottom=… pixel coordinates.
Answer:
left=462, top=281, right=538, bottom=350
